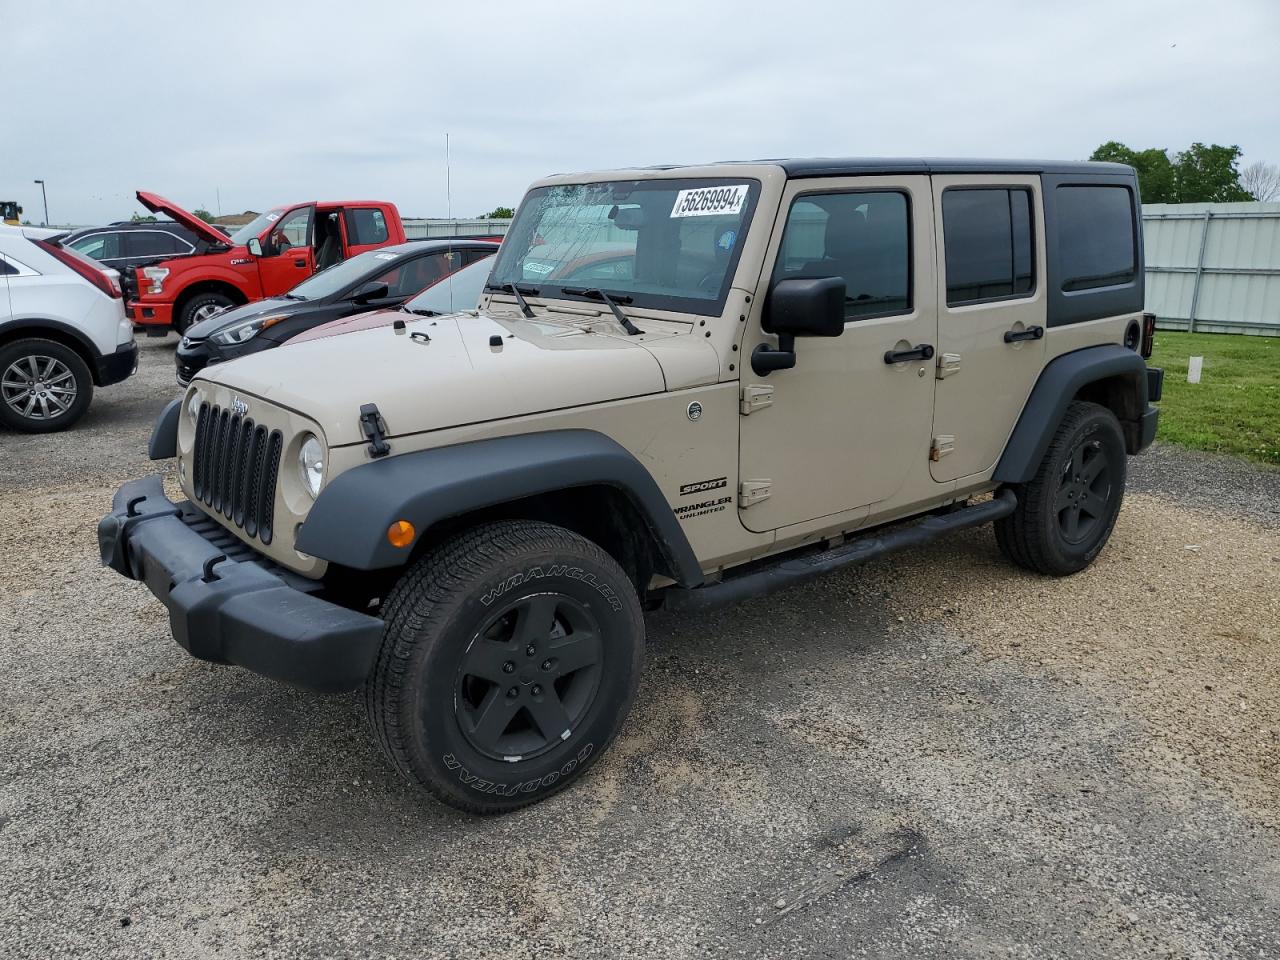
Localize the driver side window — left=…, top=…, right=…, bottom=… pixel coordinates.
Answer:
left=773, top=191, right=911, bottom=320
left=272, top=208, right=312, bottom=250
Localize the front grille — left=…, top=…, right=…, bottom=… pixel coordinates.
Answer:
left=192, top=402, right=283, bottom=545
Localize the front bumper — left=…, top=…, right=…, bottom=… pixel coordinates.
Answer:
left=129, top=299, right=175, bottom=327
left=93, top=341, right=138, bottom=387
left=98, top=475, right=382, bottom=693
left=175, top=337, right=210, bottom=386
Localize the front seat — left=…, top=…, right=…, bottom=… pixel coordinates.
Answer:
left=314, top=216, right=342, bottom=270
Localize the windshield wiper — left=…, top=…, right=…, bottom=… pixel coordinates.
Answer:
left=281, top=293, right=306, bottom=300
left=561, top=287, right=642, bottom=336
left=402, top=307, right=438, bottom=316
left=485, top=282, right=537, bottom=319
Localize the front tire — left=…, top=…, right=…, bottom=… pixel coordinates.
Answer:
left=995, top=401, right=1127, bottom=576
left=366, top=520, right=644, bottom=813
left=176, top=292, right=234, bottom=333
left=0, top=338, right=93, bottom=433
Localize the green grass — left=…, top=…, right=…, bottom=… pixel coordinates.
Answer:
left=1148, top=331, right=1280, bottom=465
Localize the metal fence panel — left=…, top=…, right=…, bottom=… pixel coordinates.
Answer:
left=403, top=218, right=512, bottom=239
left=1143, top=202, right=1280, bottom=335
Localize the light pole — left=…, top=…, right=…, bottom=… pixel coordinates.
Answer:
left=33, top=180, right=48, bottom=226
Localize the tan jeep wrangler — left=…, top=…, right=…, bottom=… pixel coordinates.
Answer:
left=101, top=158, right=1163, bottom=813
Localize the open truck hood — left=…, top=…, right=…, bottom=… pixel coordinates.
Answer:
left=135, top=190, right=229, bottom=246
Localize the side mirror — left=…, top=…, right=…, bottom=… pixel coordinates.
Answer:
left=753, top=277, right=846, bottom=375
left=351, top=280, right=390, bottom=303
left=246, top=237, right=263, bottom=257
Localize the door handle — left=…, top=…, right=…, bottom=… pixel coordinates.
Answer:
left=294, top=258, right=307, bottom=267
left=1003, top=325, right=1044, bottom=343
left=883, top=343, right=934, bottom=364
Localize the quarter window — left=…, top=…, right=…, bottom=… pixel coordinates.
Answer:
left=348, top=208, right=389, bottom=246
left=1055, top=186, right=1136, bottom=291
left=68, top=232, right=122, bottom=261
left=773, top=191, right=911, bottom=320
left=942, top=188, right=1035, bottom=306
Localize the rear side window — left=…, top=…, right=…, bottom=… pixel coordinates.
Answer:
left=942, top=188, right=1034, bottom=306
left=68, top=232, right=122, bottom=261
left=348, top=208, right=389, bottom=245
left=126, top=231, right=189, bottom=258
left=773, top=190, right=911, bottom=320
left=0, top=255, right=15, bottom=275
left=1055, top=186, right=1136, bottom=291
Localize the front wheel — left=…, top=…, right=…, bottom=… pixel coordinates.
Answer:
left=365, top=520, right=644, bottom=813
left=995, top=401, right=1127, bottom=576
left=176, top=292, right=234, bottom=333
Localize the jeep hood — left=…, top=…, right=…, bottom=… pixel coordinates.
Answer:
left=136, top=190, right=229, bottom=246
left=196, top=310, right=682, bottom=445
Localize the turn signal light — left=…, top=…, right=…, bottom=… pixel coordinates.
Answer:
left=387, top=520, right=415, bottom=548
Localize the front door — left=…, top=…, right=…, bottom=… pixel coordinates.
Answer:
left=930, top=175, right=1047, bottom=482
left=256, top=205, right=315, bottom=297
left=738, top=176, right=938, bottom=533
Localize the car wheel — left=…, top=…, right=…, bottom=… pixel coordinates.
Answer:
left=177, top=292, right=234, bottom=333
left=0, top=338, right=93, bottom=433
left=366, top=520, right=644, bottom=813
left=995, top=401, right=1127, bottom=576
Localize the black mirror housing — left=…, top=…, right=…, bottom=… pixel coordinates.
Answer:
left=352, top=280, right=391, bottom=303
left=764, top=277, right=846, bottom=338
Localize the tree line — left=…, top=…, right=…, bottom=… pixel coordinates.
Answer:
left=1090, top=141, right=1279, bottom=203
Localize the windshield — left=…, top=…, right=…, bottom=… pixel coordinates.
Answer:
left=405, top=255, right=494, bottom=314
left=287, top=247, right=402, bottom=301
left=488, top=178, right=760, bottom=316
left=228, top=208, right=287, bottom=246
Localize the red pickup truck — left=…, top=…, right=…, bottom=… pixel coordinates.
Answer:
left=127, top=191, right=407, bottom=332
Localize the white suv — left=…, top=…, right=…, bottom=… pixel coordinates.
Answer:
left=0, top=225, right=137, bottom=432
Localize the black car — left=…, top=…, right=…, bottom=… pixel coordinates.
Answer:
left=59, top=220, right=227, bottom=274
left=174, top=239, right=498, bottom=384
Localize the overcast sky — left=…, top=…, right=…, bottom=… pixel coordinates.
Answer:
left=4, top=0, right=1278, bottom=225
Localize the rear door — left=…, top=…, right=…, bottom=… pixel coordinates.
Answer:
left=738, top=175, right=938, bottom=532
left=0, top=252, right=13, bottom=320
left=930, top=175, right=1047, bottom=482
left=343, top=207, right=392, bottom=257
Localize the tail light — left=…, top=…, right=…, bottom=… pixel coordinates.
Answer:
left=1140, top=311, right=1156, bottom=359
left=34, top=239, right=122, bottom=299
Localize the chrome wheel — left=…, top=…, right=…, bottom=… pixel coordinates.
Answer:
left=191, top=304, right=223, bottom=324
left=1, top=354, right=78, bottom=422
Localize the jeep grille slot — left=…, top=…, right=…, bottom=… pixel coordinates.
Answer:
left=192, top=401, right=282, bottom=546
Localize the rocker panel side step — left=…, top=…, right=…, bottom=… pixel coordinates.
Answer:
left=664, top=489, right=1017, bottom=612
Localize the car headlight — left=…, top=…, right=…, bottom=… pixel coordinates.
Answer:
left=210, top=313, right=288, bottom=346
left=142, top=266, right=169, bottom=295
left=298, top=434, right=324, bottom=498
left=186, top=391, right=202, bottom=426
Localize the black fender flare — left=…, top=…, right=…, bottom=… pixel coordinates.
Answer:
left=149, top=398, right=181, bottom=459
left=994, top=344, right=1149, bottom=484
left=294, top=429, right=704, bottom=586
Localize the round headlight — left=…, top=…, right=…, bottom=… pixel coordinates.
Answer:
left=298, top=434, right=325, bottom=498
left=186, top=392, right=201, bottom=426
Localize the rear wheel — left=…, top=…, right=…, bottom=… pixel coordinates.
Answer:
left=176, top=292, right=234, bottom=333
left=0, top=338, right=93, bottom=433
left=366, top=520, right=644, bottom=813
left=995, top=401, right=1126, bottom=576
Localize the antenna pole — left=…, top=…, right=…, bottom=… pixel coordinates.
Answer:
left=445, top=133, right=452, bottom=221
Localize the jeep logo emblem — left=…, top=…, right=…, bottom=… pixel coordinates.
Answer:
left=231, top=396, right=249, bottom=416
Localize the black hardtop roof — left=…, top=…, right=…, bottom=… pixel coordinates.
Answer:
left=638, top=157, right=1135, bottom=178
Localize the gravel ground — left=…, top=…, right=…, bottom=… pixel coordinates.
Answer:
left=1, top=338, right=1278, bottom=959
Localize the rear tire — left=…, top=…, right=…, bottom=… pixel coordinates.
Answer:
left=0, top=338, right=93, bottom=433
left=366, top=520, right=644, bottom=813
left=176, top=292, right=234, bottom=333
left=994, top=401, right=1126, bottom=576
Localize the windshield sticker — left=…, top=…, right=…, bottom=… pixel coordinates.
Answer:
left=374, top=252, right=399, bottom=260
left=265, top=213, right=280, bottom=222
left=717, top=229, right=737, bottom=252
left=670, top=185, right=749, bottom=218
left=523, top=261, right=555, bottom=276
